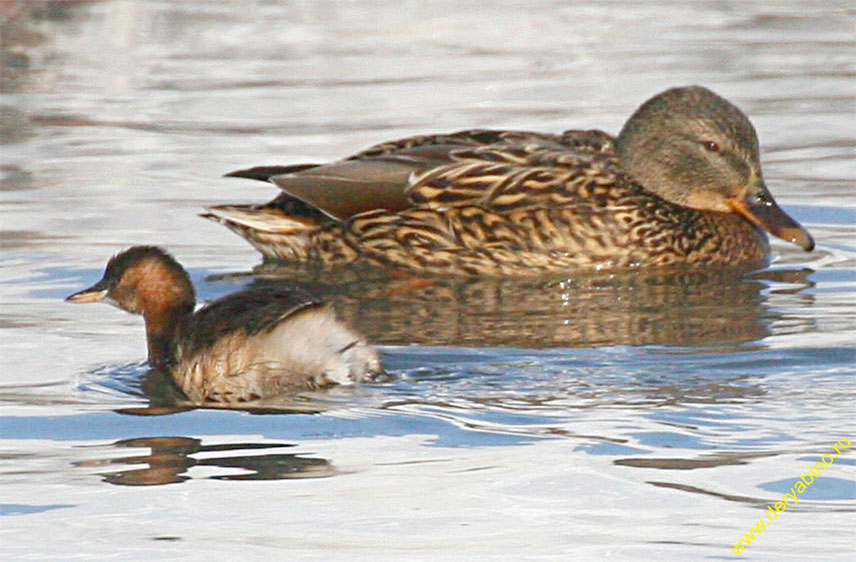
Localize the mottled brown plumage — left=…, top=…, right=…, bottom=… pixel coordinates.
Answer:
left=204, top=86, right=813, bottom=276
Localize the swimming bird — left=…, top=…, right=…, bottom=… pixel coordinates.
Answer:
left=203, top=86, right=814, bottom=276
left=66, top=246, right=382, bottom=403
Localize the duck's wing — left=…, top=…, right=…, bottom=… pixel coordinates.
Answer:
left=265, top=157, right=430, bottom=220
left=179, top=286, right=324, bottom=360
left=406, top=129, right=622, bottom=212
left=225, top=129, right=590, bottom=221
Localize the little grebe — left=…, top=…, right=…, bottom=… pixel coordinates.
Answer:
left=203, top=85, right=813, bottom=276
left=66, top=246, right=382, bottom=403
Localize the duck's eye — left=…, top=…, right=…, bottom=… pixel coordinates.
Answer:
left=704, top=141, right=720, bottom=153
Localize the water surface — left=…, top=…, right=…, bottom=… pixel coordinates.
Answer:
left=1, top=1, right=854, bottom=560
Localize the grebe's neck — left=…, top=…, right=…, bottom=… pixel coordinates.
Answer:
left=127, top=256, right=196, bottom=369
left=143, top=300, right=194, bottom=368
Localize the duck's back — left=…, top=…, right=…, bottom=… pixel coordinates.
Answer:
left=172, top=286, right=381, bottom=403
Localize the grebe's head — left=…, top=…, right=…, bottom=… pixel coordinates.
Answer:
left=66, top=246, right=195, bottom=315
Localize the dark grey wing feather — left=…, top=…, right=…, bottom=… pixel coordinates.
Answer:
left=268, top=159, right=420, bottom=220
left=225, top=164, right=320, bottom=182
left=181, top=286, right=324, bottom=358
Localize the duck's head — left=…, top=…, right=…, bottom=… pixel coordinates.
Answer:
left=66, top=246, right=195, bottom=316
left=616, top=86, right=813, bottom=251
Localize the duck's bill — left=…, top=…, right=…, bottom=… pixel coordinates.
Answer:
left=728, top=183, right=815, bottom=251
left=65, top=285, right=107, bottom=303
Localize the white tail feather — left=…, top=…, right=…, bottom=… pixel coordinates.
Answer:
left=203, top=206, right=318, bottom=234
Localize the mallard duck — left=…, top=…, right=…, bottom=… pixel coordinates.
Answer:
left=66, top=246, right=382, bottom=403
left=203, top=86, right=814, bottom=276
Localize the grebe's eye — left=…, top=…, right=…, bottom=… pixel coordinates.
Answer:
left=704, top=141, right=720, bottom=152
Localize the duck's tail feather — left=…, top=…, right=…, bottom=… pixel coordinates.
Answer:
left=201, top=203, right=320, bottom=261
left=202, top=202, right=323, bottom=232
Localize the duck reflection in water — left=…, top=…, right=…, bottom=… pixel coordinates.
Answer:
left=75, top=437, right=333, bottom=486
left=220, top=263, right=815, bottom=348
